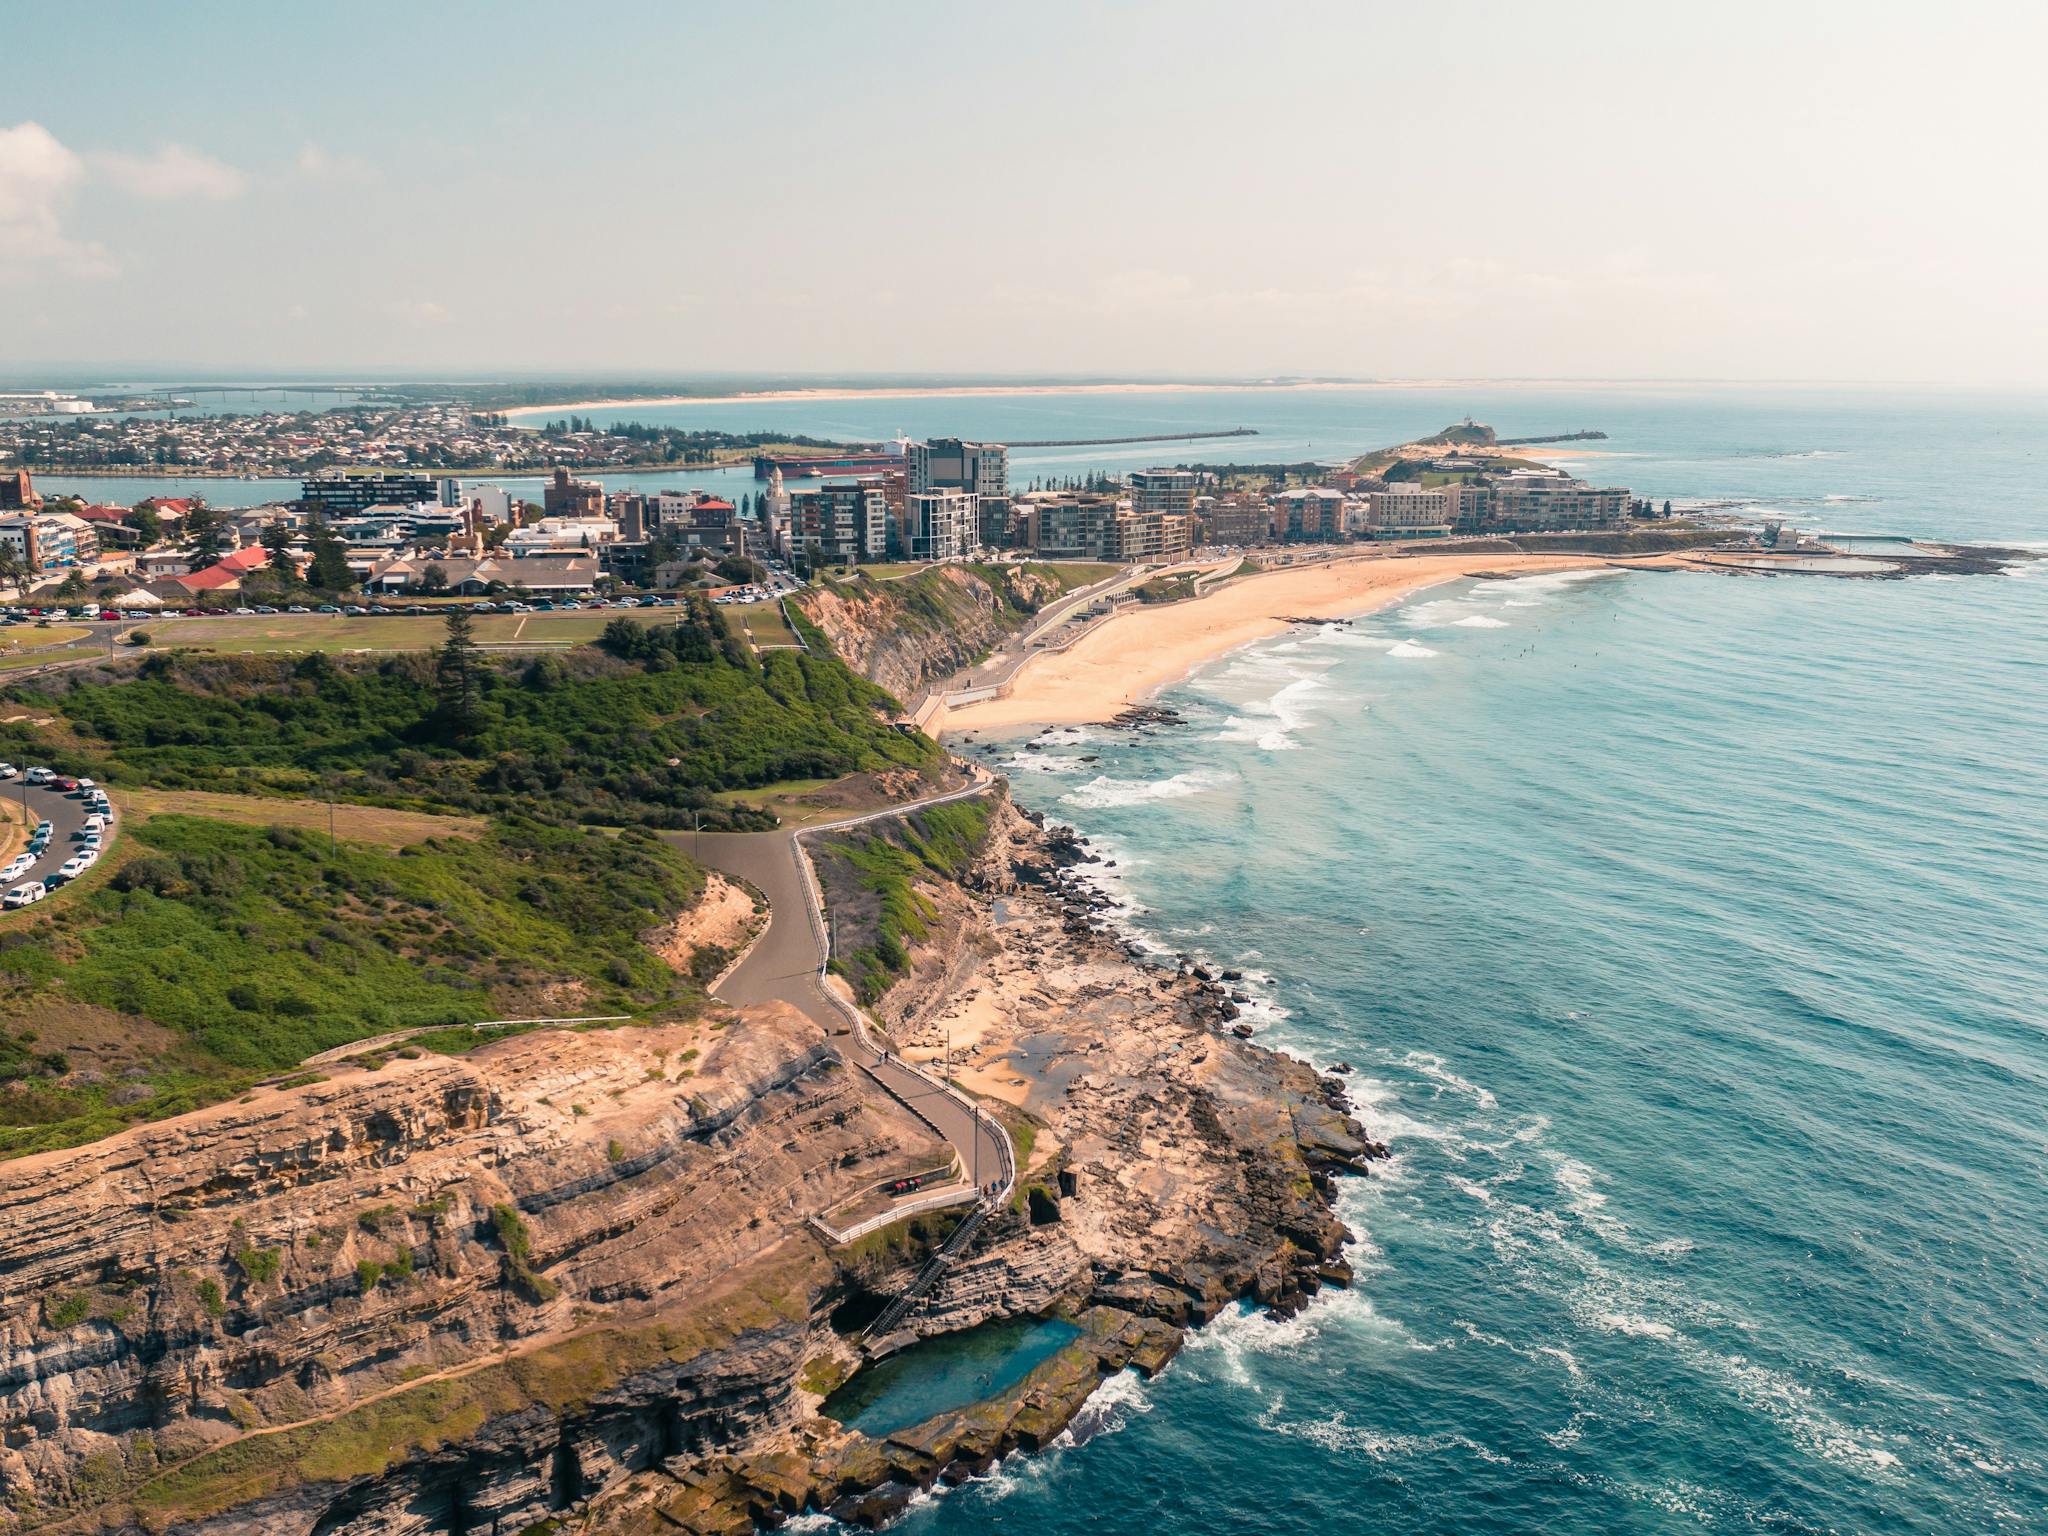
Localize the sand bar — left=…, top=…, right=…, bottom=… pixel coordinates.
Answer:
left=941, top=552, right=1627, bottom=733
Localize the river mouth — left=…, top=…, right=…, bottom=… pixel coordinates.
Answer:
left=822, top=1317, right=1083, bottom=1438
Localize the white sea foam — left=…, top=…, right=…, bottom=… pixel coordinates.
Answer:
left=1258, top=1404, right=1510, bottom=1466
left=1215, top=674, right=1329, bottom=751
left=1386, top=639, right=1438, bottom=659
left=1452, top=614, right=1510, bottom=628
left=1400, top=1051, right=1499, bottom=1110
left=1061, top=768, right=1231, bottom=809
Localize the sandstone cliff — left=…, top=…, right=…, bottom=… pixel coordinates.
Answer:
left=2, top=798, right=1381, bottom=1536
left=0, top=1008, right=946, bottom=1535
left=796, top=565, right=1074, bottom=700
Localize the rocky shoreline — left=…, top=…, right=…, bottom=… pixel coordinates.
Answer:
left=0, top=796, right=1384, bottom=1536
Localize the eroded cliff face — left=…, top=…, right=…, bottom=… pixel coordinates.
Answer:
left=566, top=797, right=1386, bottom=1534
left=0, top=1008, right=946, bottom=1535
left=796, top=566, right=1068, bottom=699
left=2, top=798, right=1382, bottom=1536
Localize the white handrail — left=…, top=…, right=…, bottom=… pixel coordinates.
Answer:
left=788, top=778, right=1018, bottom=1206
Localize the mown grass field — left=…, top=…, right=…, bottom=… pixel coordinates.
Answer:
left=727, top=600, right=799, bottom=648
left=135, top=611, right=668, bottom=654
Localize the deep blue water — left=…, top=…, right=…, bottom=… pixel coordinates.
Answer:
left=872, top=393, right=2046, bottom=1533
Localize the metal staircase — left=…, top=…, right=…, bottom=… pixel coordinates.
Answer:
left=861, top=1201, right=990, bottom=1345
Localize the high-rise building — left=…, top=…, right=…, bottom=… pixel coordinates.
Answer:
left=909, top=439, right=1007, bottom=504
left=904, top=488, right=978, bottom=561
left=1128, top=468, right=1196, bottom=519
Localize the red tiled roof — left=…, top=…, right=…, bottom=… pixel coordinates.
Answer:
left=173, top=565, right=243, bottom=592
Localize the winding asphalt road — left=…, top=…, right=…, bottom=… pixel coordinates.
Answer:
left=682, top=783, right=1012, bottom=1197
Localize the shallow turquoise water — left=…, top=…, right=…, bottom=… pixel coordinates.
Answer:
left=822, top=1318, right=1083, bottom=1440
left=891, top=395, right=2048, bottom=1533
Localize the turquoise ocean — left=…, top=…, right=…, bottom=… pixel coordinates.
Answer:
left=41, top=384, right=2048, bottom=1531
left=896, top=388, right=2045, bottom=1533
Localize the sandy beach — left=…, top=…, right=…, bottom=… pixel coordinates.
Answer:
left=941, top=552, right=1628, bottom=733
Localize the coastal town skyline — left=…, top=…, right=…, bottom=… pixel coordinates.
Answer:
left=7, top=0, right=2046, bottom=384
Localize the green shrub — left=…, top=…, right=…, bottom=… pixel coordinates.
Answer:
left=235, top=1247, right=282, bottom=1285
left=42, top=1292, right=92, bottom=1330
left=490, top=1203, right=559, bottom=1304
left=196, top=1278, right=225, bottom=1318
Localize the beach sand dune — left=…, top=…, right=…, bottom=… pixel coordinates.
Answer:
left=942, top=552, right=1617, bottom=732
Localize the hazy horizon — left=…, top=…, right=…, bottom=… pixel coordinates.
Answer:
left=7, top=0, right=2045, bottom=385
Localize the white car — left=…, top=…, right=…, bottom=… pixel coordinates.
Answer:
left=74, top=778, right=95, bottom=792
left=56, top=856, right=85, bottom=880
left=23, top=767, right=51, bottom=786
left=81, top=815, right=104, bottom=835
left=75, top=848, right=98, bottom=870
left=3, top=882, right=45, bottom=908
left=0, top=764, right=15, bottom=780
left=3, top=858, right=31, bottom=883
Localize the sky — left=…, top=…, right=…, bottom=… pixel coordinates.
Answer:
left=4, top=0, right=2045, bottom=384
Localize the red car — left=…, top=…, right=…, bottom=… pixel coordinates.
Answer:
left=97, top=611, right=119, bottom=622
left=50, top=776, right=77, bottom=792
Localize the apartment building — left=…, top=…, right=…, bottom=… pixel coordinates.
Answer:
left=788, top=480, right=890, bottom=565
left=904, top=488, right=979, bottom=561
left=1487, top=479, right=1632, bottom=530
left=1201, top=493, right=1274, bottom=547
left=300, top=471, right=455, bottom=515
left=0, top=510, right=99, bottom=570
left=1273, top=487, right=1346, bottom=542
left=1128, top=468, right=1196, bottom=519
left=1364, top=485, right=1453, bottom=538
left=1096, top=508, right=1194, bottom=561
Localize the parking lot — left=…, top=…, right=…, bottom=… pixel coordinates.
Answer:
left=0, top=770, right=115, bottom=907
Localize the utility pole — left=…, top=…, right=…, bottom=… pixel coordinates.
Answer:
left=328, top=797, right=335, bottom=858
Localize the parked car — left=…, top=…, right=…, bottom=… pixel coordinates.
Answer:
left=343, top=605, right=368, bottom=616
left=287, top=604, right=311, bottom=613
left=254, top=605, right=279, bottom=615
left=49, top=775, right=77, bottom=793
left=316, top=604, right=339, bottom=614
left=73, top=778, right=94, bottom=792
left=97, top=610, right=120, bottom=621
left=24, top=767, right=51, bottom=785
left=3, top=882, right=46, bottom=909
left=0, top=764, right=16, bottom=780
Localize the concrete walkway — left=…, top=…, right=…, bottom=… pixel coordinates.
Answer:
left=682, top=778, right=1013, bottom=1204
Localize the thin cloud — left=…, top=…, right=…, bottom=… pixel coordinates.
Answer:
left=91, top=142, right=247, bottom=201
left=295, top=143, right=379, bottom=185
left=0, top=121, right=114, bottom=280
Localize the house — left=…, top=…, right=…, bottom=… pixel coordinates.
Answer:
left=364, top=554, right=598, bottom=595
left=157, top=545, right=277, bottom=597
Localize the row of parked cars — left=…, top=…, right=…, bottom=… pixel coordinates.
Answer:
left=1, top=770, right=114, bottom=908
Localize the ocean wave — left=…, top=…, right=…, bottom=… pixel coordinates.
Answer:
left=1453, top=614, right=1510, bottom=628
left=1061, top=768, right=1233, bottom=809
left=1215, top=675, right=1329, bottom=751
left=1259, top=1404, right=1510, bottom=1466
left=1386, top=640, right=1438, bottom=659
left=1400, top=1051, right=1499, bottom=1110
